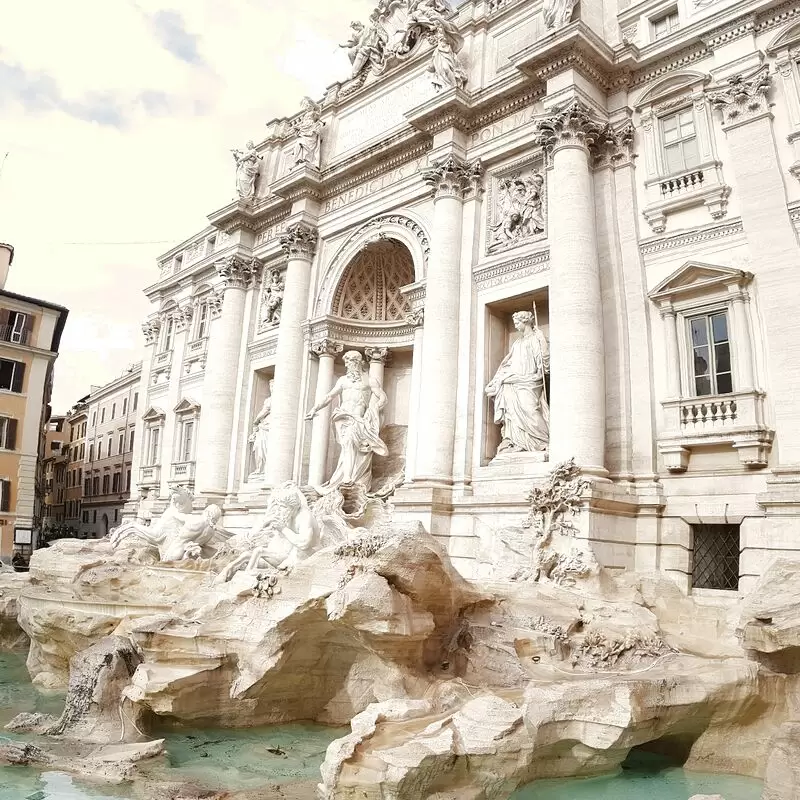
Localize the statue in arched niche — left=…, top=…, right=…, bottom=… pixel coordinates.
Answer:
left=485, top=310, right=550, bottom=456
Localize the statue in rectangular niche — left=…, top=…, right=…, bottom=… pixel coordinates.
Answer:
left=485, top=310, right=549, bottom=457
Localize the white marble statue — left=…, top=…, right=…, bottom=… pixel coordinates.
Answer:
left=429, top=25, right=467, bottom=91
left=249, top=380, right=273, bottom=476
left=215, top=482, right=320, bottom=582
left=231, top=140, right=261, bottom=200
left=340, top=16, right=388, bottom=78
left=291, top=97, right=324, bottom=169
left=542, top=0, right=578, bottom=30
left=485, top=311, right=550, bottom=455
left=110, top=490, right=229, bottom=562
left=260, top=269, right=284, bottom=327
left=305, top=350, right=388, bottom=491
left=491, top=173, right=545, bottom=246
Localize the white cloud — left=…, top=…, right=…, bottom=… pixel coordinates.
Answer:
left=0, top=0, right=372, bottom=411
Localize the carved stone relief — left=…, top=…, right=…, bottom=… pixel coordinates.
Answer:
left=709, top=65, right=772, bottom=126
left=487, top=166, right=545, bottom=253
left=258, top=269, right=285, bottom=332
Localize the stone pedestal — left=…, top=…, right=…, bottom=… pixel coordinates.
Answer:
left=308, top=339, right=342, bottom=487
left=266, top=223, right=318, bottom=486
left=194, top=256, right=259, bottom=499
left=412, top=156, right=481, bottom=486
left=536, top=101, right=606, bottom=474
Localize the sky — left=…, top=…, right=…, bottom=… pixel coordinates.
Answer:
left=0, top=0, right=375, bottom=412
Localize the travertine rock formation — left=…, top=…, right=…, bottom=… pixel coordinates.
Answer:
left=0, top=568, right=30, bottom=649
left=762, top=721, right=800, bottom=800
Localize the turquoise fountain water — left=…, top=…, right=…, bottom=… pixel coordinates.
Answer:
left=0, top=652, right=764, bottom=799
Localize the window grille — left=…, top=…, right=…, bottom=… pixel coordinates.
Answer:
left=691, top=524, right=740, bottom=590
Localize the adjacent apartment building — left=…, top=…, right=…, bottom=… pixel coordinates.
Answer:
left=64, top=397, right=88, bottom=534
left=0, top=241, right=69, bottom=559
left=40, top=414, right=71, bottom=531
left=81, top=364, right=141, bottom=537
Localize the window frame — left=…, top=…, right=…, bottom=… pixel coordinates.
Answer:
left=0, top=358, right=25, bottom=393
left=650, top=8, right=679, bottom=41
left=685, top=307, right=733, bottom=398
left=659, top=106, right=701, bottom=176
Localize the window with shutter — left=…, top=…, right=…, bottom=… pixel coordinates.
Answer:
left=0, top=359, right=24, bottom=392
left=0, top=479, right=10, bottom=512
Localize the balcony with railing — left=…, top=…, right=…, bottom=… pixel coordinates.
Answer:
left=0, top=325, right=29, bottom=345
left=658, top=390, right=774, bottom=472
left=170, top=461, right=196, bottom=484
left=139, top=465, right=161, bottom=487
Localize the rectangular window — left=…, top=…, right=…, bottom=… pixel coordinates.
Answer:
left=82, top=511, right=89, bottom=524
left=180, top=420, right=195, bottom=463
left=661, top=109, right=700, bottom=175
left=91, top=412, right=96, bottom=427
left=163, top=317, right=175, bottom=351
left=114, top=509, right=119, bottom=523
left=88, top=444, right=94, bottom=462
left=80, top=443, right=85, bottom=460
left=652, top=9, right=679, bottom=40
left=133, top=392, right=138, bottom=411
left=0, top=478, right=10, bottom=512
left=0, top=359, right=25, bottom=393
left=122, top=398, right=128, bottom=415
left=688, top=310, right=732, bottom=397
left=50, top=441, right=61, bottom=452
left=100, top=408, right=105, bottom=424
left=118, top=433, right=124, bottom=455
left=129, top=430, right=135, bottom=452
left=691, top=524, right=740, bottom=591
left=196, top=302, right=209, bottom=339
left=78, top=468, right=82, bottom=484
left=111, top=403, right=116, bottom=420
left=82, top=422, right=87, bottom=437
left=93, top=510, right=97, bottom=524
left=149, top=428, right=161, bottom=466
left=107, top=435, right=113, bottom=456
left=125, top=469, right=131, bottom=492
left=102, top=474, right=109, bottom=494
left=97, top=441, right=103, bottom=459
left=0, top=417, right=17, bottom=450
left=112, top=472, right=121, bottom=493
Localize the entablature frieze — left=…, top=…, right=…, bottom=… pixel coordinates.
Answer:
left=473, top=249, right=550, bottom=292
left=304, top=315, right=415, bottom=349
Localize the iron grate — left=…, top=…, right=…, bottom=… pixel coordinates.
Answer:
left=691, top=524, right=740, bottom=591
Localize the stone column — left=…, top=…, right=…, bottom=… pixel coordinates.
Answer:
left=365, top=347, right=390, bottom=386
left=536, top=101, right=606, bottom=472
left=413, top=156, right=482, bottom=485
left=710, top=67, right=800, bottom=463
left=194, top=255, right=259, bottom=498
left=661, top=307, right=681, bottom=398
left=404, top=309, right=425, bottom=482
left=266, top=223, right=318, bottom=485
left=730, top=291, right=755, bottom=391
left=308, top=338, right=343, bottom=487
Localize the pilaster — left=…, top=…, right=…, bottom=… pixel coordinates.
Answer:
left=308, top=338, right=343, bottom=487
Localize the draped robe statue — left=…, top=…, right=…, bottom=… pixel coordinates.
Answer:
left=306, top=351, right=388, bottom=492
left=485, top=311, right=550, bottom=455
left=231, top=140, right=261, bottom=199
left=249, top=380, right=273, bottom=476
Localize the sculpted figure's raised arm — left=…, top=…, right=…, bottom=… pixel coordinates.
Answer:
left=231, top=140, right=261, bottom=200
left=485, top=311, right=550, bottom=456
left=306, top=350, right=388, bottom=492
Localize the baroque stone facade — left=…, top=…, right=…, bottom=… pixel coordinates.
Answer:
left=129, top=0, right=800, bottom=595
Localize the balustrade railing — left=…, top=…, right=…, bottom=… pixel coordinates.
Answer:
left=660, top=169, right=704, bottom=197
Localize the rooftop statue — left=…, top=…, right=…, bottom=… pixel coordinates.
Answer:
left=291, top=97, right=324, bottom=169
left=542, top=0, right=578, bottom=30
left=306, top=350, right=388, bottom=492
left=231, top=140, right=261, bottom=200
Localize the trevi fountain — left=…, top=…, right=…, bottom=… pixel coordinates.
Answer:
left=6, top=0, right=800, bottom=797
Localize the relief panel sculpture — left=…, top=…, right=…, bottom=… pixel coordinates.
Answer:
left=258, top=269, right=285, bottom=330
left=488, top=169, right=546, bottom=253
left=485, top=310, right=550, bottom=458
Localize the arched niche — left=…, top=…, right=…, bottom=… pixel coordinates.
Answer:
left=314, top=213, right=430, bottom=318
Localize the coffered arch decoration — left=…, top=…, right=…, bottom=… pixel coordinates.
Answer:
left=333, top=239, right=415, bottom=322
left=314, top=212, right=430, bottom=317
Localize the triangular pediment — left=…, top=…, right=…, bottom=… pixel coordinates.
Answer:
left=141, top=406, right=166, bottom=423
left=636, top=71, right=709, bottom=108
left=649, top=262, right=751, bottom=301
left=767, top=21, right=800, bottom=54
left=173, top=398, right=201, bottom=415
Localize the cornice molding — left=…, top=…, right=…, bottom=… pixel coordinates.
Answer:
left=638, top=218, right=745, bottom=256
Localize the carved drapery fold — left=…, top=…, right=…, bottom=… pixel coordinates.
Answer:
left=536, top=100, right=605, bottom=156
left=421, top=155, right=483, bottom=199
left=280, top=222, right=318, bottom=261
left=709, top=66, right=772, bottom=126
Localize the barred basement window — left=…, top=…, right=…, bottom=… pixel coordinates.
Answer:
left=691, top=524, right=740, bottom=590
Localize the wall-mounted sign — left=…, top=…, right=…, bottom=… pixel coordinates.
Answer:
left=13, top=528, right=32, bottom=545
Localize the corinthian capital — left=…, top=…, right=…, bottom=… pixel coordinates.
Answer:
left=174, top=303, right=194, bottom=333
left=280, top=222, right=318, bottom=261
left=141, top=319, right=161, bottom=347
left=421, top=155, right=483, bottom=199
left=310, top=338, right=343, bottom=358
left=535, top=100, right=605, bottom=155
left=215, top=254, right=261, bottom=289
left=406, top=308, right=424, bottom=328
left=365, top=346, right=391, bottom=366
left=594, top=120, right=636, bottom=168
left=709, top=65, right=772, bottom=126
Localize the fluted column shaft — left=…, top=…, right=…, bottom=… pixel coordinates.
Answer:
left=195, top=256, right=259, bottom=497
left=414, top=156, right=481, bottom=484
left=537, top=102, right=606, bottom=471
left=308, top=339, right=342, bottom=487
left=266, top=223, right=318, bottom=485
